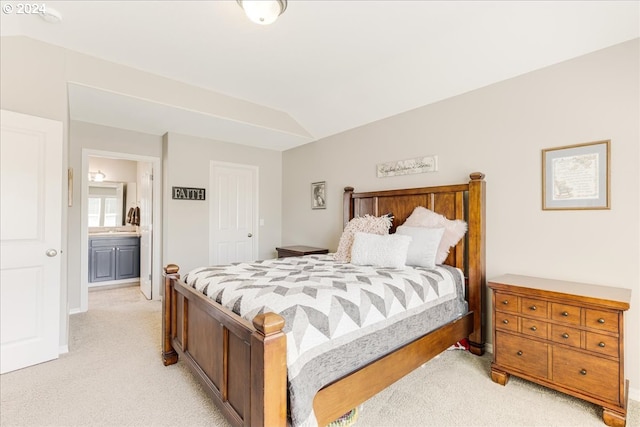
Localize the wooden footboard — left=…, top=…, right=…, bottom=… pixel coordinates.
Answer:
left=162, top=264, right=287, bottom=427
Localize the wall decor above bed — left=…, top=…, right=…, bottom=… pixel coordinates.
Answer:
left=376, top=155, right=438, bottom=177
left=542, top=140, right=610, bottom=210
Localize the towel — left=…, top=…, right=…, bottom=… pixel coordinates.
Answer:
left=132, top=206, right=140, bottom=226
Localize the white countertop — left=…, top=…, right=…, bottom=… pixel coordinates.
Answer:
left=89, top=232, right=140, bottom=237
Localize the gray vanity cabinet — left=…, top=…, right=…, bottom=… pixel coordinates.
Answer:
left=89, top=236, right=140, bottom=282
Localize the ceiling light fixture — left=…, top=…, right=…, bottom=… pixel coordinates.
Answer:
left=236, top=0, right=287, bottom=25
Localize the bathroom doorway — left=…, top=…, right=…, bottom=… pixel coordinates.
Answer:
left=80, top=149, right=161, bottom=310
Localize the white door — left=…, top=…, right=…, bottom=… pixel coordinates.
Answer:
left=138, top=162, right=153, bottom=299
left=210, top=163, right=258, bottom=265
left=0, top=110, right=62, bottom=374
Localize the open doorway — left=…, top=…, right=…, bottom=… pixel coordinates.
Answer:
left=80, top=149, right=161, bottom=311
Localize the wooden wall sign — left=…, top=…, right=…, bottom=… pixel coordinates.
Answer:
left=172, top=186, right=206, bottom=201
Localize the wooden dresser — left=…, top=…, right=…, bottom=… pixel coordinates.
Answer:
left=489, top=274, right=631, bottom=427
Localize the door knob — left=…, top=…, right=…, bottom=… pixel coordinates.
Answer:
left=46, top=249, right=58, bottom=257
left=248, top=233, right=253, bottom=238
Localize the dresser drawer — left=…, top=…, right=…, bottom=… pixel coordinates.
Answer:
left=495, top=292, right=518, bottom=313
left=489, top=275, right=630, bottom=426
left=553, top=347, right=619, bottom=403
left=520, top=297, right=548, bottom=319
left=521, top=317, right=549, bottom=339
left=551, top=303, right=581, bottom=326
left=550, top=324, right=581, bottom=348
left=585, top=309, right=618, bottom=333
left=495, top=312, right=518, bottom=332
left=585, top=331, right=619, bottom=359
left=495, top=331, right=548, bottom=378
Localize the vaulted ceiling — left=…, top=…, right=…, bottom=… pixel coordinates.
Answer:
left=2, top=1, right=638, bottom=150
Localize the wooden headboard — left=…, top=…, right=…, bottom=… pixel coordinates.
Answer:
left=342, top=172, right=486, bottom=354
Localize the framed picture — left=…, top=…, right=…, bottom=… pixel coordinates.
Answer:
left=311, top=181, right=326, bottom=209
left=542, top=140, right=610, bottom=210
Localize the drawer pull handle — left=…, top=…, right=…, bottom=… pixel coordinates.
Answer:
left=598, top=318, right=605, bottom=324
left=503, top=319, right=509, bottom=324
left=598, top=342, right=606, bottom=348
left=517, top=351, right=523, bottom=356
left=529, top=305, right=537, bottom=311
left=502, top=300, right=509, bottom=305
left=562, top=311, right=569, bottom=317
left=580, top=369, right=587, bottom=376
left=530, top=326, right=537, bottom=331
left=562, top=333, right=570, bottom=339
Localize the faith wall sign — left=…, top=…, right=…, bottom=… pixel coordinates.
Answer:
left=172, top=186, right=206, bottom=201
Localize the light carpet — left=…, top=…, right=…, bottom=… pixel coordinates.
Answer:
left=1, top=284, right=637, bottom=427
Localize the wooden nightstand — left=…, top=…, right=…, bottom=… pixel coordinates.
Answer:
left=276, top=245, right=329, bottom=258
left=489, top=274, right=631, bottom=427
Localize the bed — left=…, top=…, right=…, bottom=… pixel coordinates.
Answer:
left=162, top=172, right=486, bottom=427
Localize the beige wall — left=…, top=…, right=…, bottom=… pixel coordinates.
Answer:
left=282, top=39, right=640, bottom=398
left=163, top=132, right=282, bottom=275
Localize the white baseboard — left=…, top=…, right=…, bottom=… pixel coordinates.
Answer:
left=58, top=345, right=69, bottom=354
left=69, top=307, right=85, bottom=315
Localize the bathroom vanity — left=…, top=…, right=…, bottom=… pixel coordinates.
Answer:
left=88, top=234, right=140, bottom=283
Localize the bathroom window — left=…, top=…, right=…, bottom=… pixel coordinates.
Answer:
left=88, top=183, right=123, bottom=227
left=88, top=196, right=118, bottom=226
left=87, top=198, right=101, bottom=226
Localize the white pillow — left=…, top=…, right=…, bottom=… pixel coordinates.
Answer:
left=350, top=232, right=412, bottom=269
left=395, top=225, right=444, bottom=269
left=402, top=206, right=467, bottom=264
left=334, top=214, right=393, bottom=262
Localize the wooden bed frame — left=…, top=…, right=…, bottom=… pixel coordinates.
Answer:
left=162, top=172, right=486, bottom=427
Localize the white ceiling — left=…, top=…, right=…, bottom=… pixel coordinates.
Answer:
left=2, top=1, right=639, bottom=151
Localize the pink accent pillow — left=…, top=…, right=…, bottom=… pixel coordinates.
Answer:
left=402, top=206, right=467, bottom=264
left=334, top=214, right=393, bottom=262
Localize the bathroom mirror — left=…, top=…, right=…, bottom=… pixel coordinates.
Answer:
left=88, top=182, right=124, bottom=226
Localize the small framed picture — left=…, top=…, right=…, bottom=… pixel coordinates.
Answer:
left=311, top=181, right=326, bottom=209
left=542, top=140, right=610, bottom=210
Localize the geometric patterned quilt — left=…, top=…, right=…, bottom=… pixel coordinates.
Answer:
left=184, top=254, right=466, bottom=427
